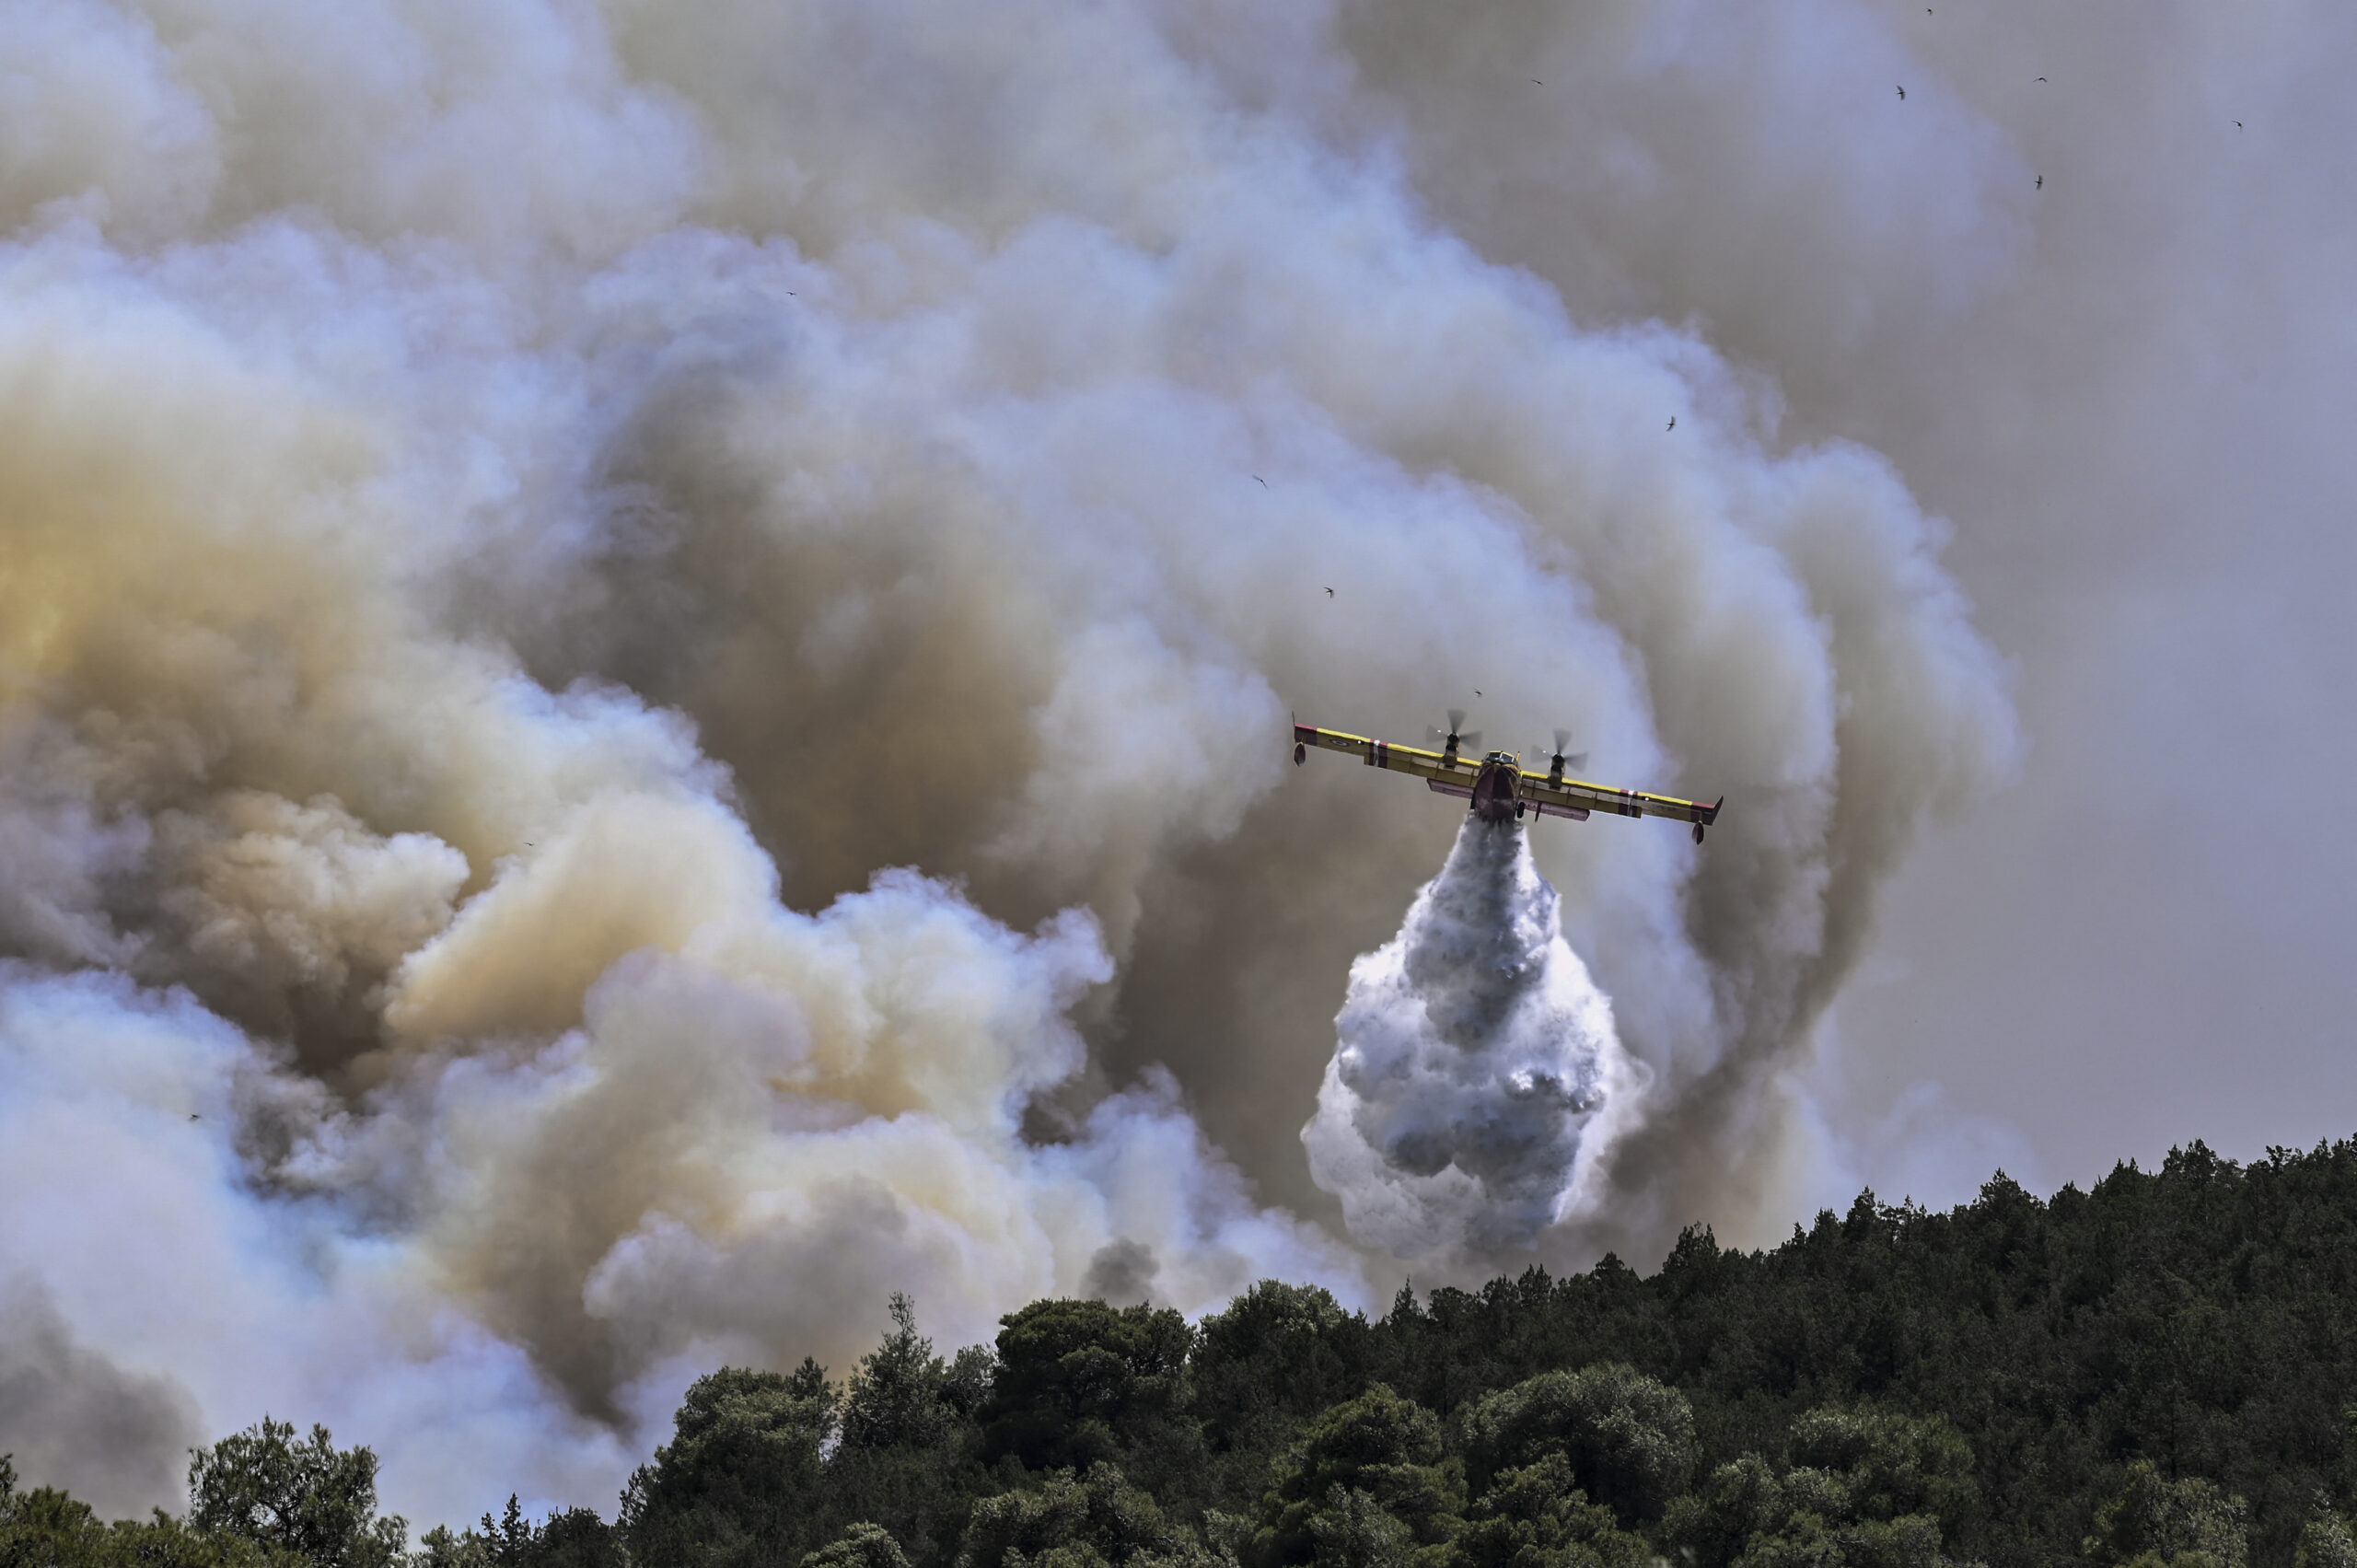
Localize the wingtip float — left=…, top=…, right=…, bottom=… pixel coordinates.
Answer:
left=1291, top=718, right=1724, bottom=844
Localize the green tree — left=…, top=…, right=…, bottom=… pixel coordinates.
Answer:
left=2296, top=1503, right=2357, bottom=1568
left=620, top=1362, right=839, bottom=1566
left=1255, top=1386, right=1464, bottom=1568
left=1447, top=1453, right=1650, bottom=1568
left=983, top=1301, right=1194, bottom=1477
left=187, top=1418, right=407, bottom=1567
left=457, top=1496, right=621, bottom=1568
left=844, top=1296, right=959, bottom=1453
left=1305, top=1488, right=1416, bottom=1568
left=827, top=1297, right=995, bottom=1565
left=527, top=1507, right=624, bottom=1568
left=1661, top=1408, right=1979, bottom=1568
left=1195, top=1286, right=1373, bottom=1456
left=412, top=1524, right=492, bottom=1568
left=957, top=1464, right=1202, bottom=1568
left=2, top=1454, right=306, bottom=1568
left=1785, top=1409, right=1977, bottom=1535
left=1458, top=1365, right=1695, bottom=1527
left=2084, top=1462, right=2249, bottom=1568
left=806, top=1523, right=916, bottom=1568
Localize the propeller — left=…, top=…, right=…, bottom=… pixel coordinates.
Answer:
left=1429, top=709, right=1482, bottom=755
left=1531, top=728, right=1588, bottom=777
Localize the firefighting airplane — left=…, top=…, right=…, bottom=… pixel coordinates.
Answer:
left=1293, top=712, right=1724, bottom=843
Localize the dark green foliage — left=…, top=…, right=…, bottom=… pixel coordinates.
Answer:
left=1661, top=1406, right=1980, bottom=1568
left=187, top=1418, right=407, bottom=1567
left=1194, top=1283, right=1378, bottom=1517
left=1196, top=1284, right=1375, bottom=1455
left=412, top=1524, right=490, bottom=1566
left=412, top=1503, right=620, bottom=1568
left=29, top=1134, right=2357, bottom=1568
left=2296, top=1505, right=2357, bottom=1568
left=1301, top=1488, right=1418, bottom=1568
left=471, top=1497, right=622, bottom=1568
left=619, top=1362, right=839, bottom=1566
left=1364, top=1143, right=2357, bottom=1568
left=2084, top=1461, right=2250, bottom=1568
left=614, top=1298, right=993, bottom=1568
left=983, top=1301, right=1193, bottom=1475
left=1, top=1450, right=320, bottom=1567
left=846, top=1297, right=965, bottom=1454
left=525, top=1507, right=624, bottom=1568
left=807, top=1523, right=915, bottom=1568
left=1448, top=1453, right=1651, bottom=1568
left=1457, top=1365, right=1695, bottom=1526
left=829, top=1297, right=997, bottom=1565
left=1785, top=1409, right=1977, bottom=1535
left=1254, top=1386, right=1464, bottom=1567
left=956, top=1464, right=1200, bottom=1568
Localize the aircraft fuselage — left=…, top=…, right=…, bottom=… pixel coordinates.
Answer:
left=1469, top=756, right=1520, bottom=823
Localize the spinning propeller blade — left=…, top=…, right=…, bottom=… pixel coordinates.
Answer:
left=1530, top=728, right=1587, bottom=774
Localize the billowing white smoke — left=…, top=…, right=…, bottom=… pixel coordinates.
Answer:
left=1306, top=818, right=1642, bottom=1262
left=0, top=0, right=2025, bottom=1531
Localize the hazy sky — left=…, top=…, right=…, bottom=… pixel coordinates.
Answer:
left=1746, top=1, right=2357, bottom=1204
left=0, top=0, right=2349, bottom=1530
left=1355, top=0, right=2357, bottom=1210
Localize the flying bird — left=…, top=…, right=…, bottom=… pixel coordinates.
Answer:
left=2235, top=121, right=2243, bottom=129
left=2036, top=175, right=2043, bottom=190
left=1532, top=79, right=1544, bottom=85
left=1253, top=474, right=1267, bottom=487
left=1666, top=415, right=1677, bottom=431
left=2036, top=76, right=2047, bottom=82
left=1324, top=587, right=1334, bottom=598
left=1897, top=85, right=1906, bottom=100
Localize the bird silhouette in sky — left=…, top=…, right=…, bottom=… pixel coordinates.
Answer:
left=2036, top=76, right=2047, bottom=82
left=1666, top=416, right=1677, bottom=431
left=1324, top=587, right=1334, bottom=598
left=2235, top=121, right=2243, bottom=129
left=1253, top=474, right=1267, bottom=487
left=2036, top=175, right=2043, bottom=190
left=1897, top=85, right=1906, bottom=100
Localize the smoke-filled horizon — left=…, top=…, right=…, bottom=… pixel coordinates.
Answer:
left=3, top=0, right=2343, bottom=1535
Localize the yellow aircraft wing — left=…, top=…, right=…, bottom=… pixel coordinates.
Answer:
left=1514, top=765, right=1721, bottom=829
left=1292, top=720, right=1723, bottom=839
left=1292, top=723, right=1475, bottom=783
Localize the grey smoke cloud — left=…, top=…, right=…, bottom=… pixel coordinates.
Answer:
left=0, top=0, right=2088, bottom=1530
left=0, top=1278, right=203, bottom=1521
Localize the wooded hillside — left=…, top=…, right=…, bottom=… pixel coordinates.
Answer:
left=13, top=1138, right=2357, bottom=1568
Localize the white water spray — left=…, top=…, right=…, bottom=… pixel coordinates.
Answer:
left=1305, top=817, right=1643, bottom=1264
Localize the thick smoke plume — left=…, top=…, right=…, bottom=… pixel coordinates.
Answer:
left=1306, top=818, right=1640, bottom=1263
left=0, top=0, right=2027, bottom=1527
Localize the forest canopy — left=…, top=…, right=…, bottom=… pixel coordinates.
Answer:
left=12, top=1138, right=2357, bottom=1568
